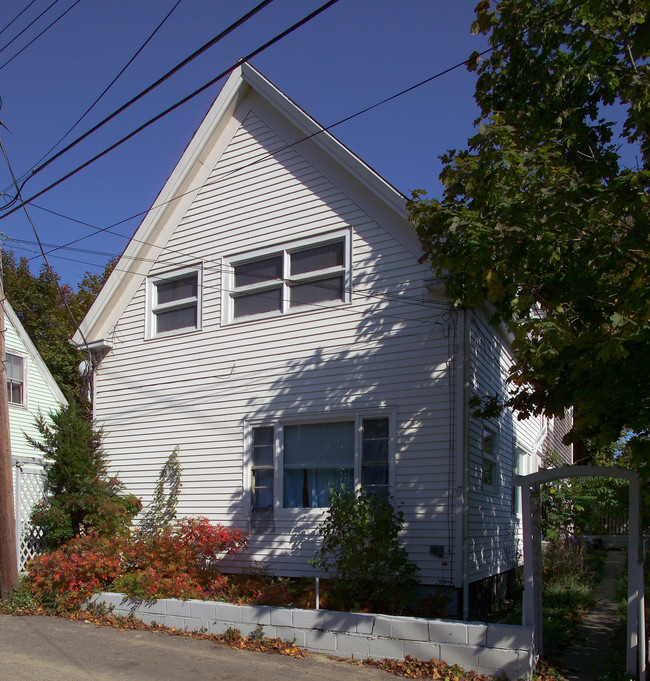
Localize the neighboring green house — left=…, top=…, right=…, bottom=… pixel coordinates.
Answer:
left=5, top=300, right=67, bottom=569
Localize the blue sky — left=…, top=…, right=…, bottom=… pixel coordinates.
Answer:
left=0, top=0, right=487, bottom=286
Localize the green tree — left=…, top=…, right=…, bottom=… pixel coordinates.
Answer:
left=27, top=399, right=140, bottom=550
left=2, top=250, right=115, bottom=395
left=309, top=489, right=418, bottom=613
left=409, top=0, right=649, bottom=459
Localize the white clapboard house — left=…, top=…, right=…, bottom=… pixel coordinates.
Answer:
left=5, top=300, right=67, bottom=569
left=73, top=64, right=571, bottom=603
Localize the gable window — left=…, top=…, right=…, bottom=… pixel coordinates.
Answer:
left=148, top=267, right=202, bottom=337
left=481, top=429, right=497, bottom=489
left=248, top=412, right=392, bottom=512
left=6, top=352, right=25, bottom=405
left=225, top=233, right=350, bottom=322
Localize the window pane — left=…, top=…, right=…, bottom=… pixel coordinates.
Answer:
left=289, top=276, right=343, bottom=308
left=253, top=426, right=274, bottom=446
left=363, top=418, right=388, bottom=440
left=155, top=305, right=197, bottom=333
left=253, top=426, right=274, bottom=467
left=156, top=274, right=197, bottom=305
left=254, top=469, right=274, bottom=488
left=233, top=288, right=282, bottom=318
left=483, top=433, right=494, bottom=455
left=362, top=440, right=389, bottom=464
left=284, top=422, right=354, bottom=468
left=283, top=467, right=353, bottom=508
left=234, top=256, right=282, bottom=288
left=362, top=464, right=389, bottom=486
left=8, top=382, right=23, bottom=405
left=6, top=354, right=23, bottom=381
left=362, top=418, right=389, bottom=464
left=254, top=487, right=274, bottom=509
left=290, top=242, right=344, bottom=275
left=482, top=459, right=495, bottom=486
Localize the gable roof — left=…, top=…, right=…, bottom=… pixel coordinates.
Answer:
left=72, top=63, right=412, bottom=348
left=4, top=299, right=67, bottom=405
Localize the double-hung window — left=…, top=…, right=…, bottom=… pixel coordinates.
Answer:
left=6, top=352, right=25, bottom=405
left=249, top=412, right=392, bottom=513
left=225, top=233, right=350, bottom=322
left=148, top=267, right=202, bottom=337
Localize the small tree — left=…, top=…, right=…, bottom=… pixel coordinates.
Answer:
left=28, top=399, right=140, bottom=550
left=310, top=488, right=418, bottom=613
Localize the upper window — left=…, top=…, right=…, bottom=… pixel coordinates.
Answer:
left=249, top=413, right=392, bottom=512
left=6, top=352, right=25, bottom=405
left=147, top=267, right=202, bottom=337
left=225, top=233, right=350, bottom=322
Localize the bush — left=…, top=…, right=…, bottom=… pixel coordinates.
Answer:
left=27, top=399, right=140, bottom=549
left=24, top=517, right=248, bottom=611
left=309, top=488, right=418, bottom=613
left=25, top=535, right=124, bottom=612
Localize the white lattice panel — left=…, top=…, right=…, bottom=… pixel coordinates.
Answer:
left=14, top=462, right=46, bottom=571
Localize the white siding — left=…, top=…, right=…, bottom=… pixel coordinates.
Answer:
left=466, top=311, right=544, bottom=583
left=6, top=310, right=65, bottom=461
left=94, top=98, right=459, bottom=585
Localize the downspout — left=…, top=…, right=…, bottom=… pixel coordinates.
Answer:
left=462, top=308, right=471, bottom=621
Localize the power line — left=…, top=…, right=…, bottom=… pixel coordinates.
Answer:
left=2, top=0, right=278, bottom=200
left=0, top=0, right=39, bottom=40
left=0, top=0, right=63, bottom=57
left=15, top=0, right=185, bottom=176
left=4, top=232, right=453, bottom=314
left=0, top=124, right=93, bottom=372
left=0, top=0, right=82, bottom=72
left=0, top=0, right=342, bottom=217
left=0, top=0, right=273, bottom=197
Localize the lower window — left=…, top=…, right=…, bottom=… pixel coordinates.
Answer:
left=250, top=415, right=391, bottom=510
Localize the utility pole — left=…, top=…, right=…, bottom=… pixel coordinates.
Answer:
left=0, top=249, right=18, bottom=600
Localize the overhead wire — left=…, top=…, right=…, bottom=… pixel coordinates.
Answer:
left=0, top=0, right=343, bottom=217
left=0, top=0, right=63, bottom=57
left=0, top=0, right=39, bottom=40
left=0, top=0, right=279, bottom=201
left=12, top=0, right=186, bottom=177
left=4, top=232, right=453, bottom=314
left=0, top=126, right=94, bottom=387
left=0, top=0, right=274, bottom=196
left=0, top=0, right=82, bottom=72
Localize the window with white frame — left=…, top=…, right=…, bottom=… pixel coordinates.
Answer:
left=481, top=429, right=497, bottom=489
left=148, top=267, right=201, bottom=337
left=6, top=352, right=25, bottom=405
left=225, top=234, right=349, bottom=322
left=249, top=413, right=391, bottom=511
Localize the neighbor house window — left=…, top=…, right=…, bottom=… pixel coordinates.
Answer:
left=225, top=233, right=350, bottom=322
left=248, top=413, right=392, bottom=511
left=148, top=267, right=201, bottom=337
left=481, top=429, right=497, bottom=489
left=6, top=352, right=25, bottom=405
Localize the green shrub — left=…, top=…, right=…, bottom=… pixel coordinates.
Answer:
left=27, top=399, right=141, bottom=549
left=309, top=488, right=418, bottom=613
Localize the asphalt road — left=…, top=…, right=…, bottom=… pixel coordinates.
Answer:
left=0, top=614, right=392, bottom=681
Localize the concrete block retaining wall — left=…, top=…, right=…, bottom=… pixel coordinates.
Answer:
left=91, top=593, right=533, bottom=680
